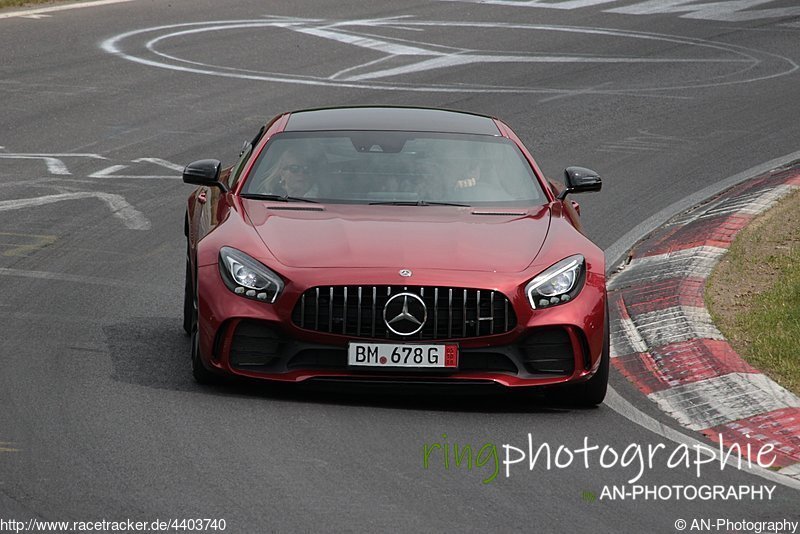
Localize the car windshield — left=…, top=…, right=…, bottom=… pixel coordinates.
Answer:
left=241, top=131, right=546, bottom=205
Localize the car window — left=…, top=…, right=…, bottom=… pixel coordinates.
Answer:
left=228, top=126, right=267, bottom=189
left=241, top=131, right=546, bottom=205
left=228, top=143, right=252, bottom=189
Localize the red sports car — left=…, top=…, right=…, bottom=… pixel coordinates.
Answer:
left=183, top=107, right=608, bottom=405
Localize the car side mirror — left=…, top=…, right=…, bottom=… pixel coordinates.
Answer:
left=183, top=159, right=228, bottom=192
left=557, top=166, right=602, bottom=200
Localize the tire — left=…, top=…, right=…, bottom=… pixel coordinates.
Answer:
left=191, top=323, right=221, bottom=385
left=182, top=248, right=193, bottom=335
left=185, top=244, right=221, bottom=385
left=573, top=328, right=609, bottom=406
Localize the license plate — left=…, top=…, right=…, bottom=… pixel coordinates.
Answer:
left=348, top=342, right=458, bottom=368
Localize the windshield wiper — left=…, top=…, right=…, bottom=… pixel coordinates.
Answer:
left=368, top=200, right=471, bottom=207
left=240, top=193, right=320, bottom=204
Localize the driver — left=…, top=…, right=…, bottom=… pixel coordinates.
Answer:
left=264, top=146, right=326, bottom=197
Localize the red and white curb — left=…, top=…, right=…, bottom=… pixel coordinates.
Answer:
left=608, top=162, right=800, bottom=479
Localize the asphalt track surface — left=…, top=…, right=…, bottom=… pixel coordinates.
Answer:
left=1, top=1, right=799, bottom=532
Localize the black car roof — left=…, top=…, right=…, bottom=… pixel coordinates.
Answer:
left=284, top=107, right=501, bottom=136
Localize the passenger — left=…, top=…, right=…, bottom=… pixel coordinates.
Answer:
left=449, top=147, right=512, bottom=200
left=454, top=159, right=481, bottom=190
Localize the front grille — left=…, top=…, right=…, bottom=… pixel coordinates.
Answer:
left=291, top=286, right=517, bottom=340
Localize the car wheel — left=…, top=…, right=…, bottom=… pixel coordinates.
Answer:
left=187, top=253, right=221, bottom=385
left=182, top=247, right=193, bottom=335
left=573, top=328, right=609, bottom=406
left=191, top=323, right=221, bottom=385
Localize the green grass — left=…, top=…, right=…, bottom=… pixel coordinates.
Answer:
left=0, top=0, right=67, bottom=9
left=706, top=188, right=800, bottom=396
left=731, top=247, right=800, bottom=393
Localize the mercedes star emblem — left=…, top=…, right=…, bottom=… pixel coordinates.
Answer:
left=383, top=292, right=427, bottom=336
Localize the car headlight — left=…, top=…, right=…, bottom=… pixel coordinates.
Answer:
left=525, top=254, right=585, bottom=309
left=218, top=246, right=284, bottom=303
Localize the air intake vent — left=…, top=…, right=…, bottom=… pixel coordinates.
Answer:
left=519, top=328, right=575, bottom=375
left=266, top=205, right=325, bottom=211
left=471, top=211, right=527, bottom=216
left=229, top=321, right=282, bottom=369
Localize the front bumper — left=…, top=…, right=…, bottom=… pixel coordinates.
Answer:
left=196, top=264, right=606, bottom=388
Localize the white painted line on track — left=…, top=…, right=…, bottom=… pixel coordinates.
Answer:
left=100, top=18, right=795, bottom=96
left=0, top=192, right=150, bottom=230
left=89, top=165, right=129, bottom=178
left=0, top=153, right=182, bottom=180
left=131, top=157, right=185, bottom=172
left=97, top=192, right=151, bottom=229
left=0, top=0, right=135, bottom=20
left=294, top=26, right=439, bottom=57
left=0, top=267, right=160, bottom=288
left=87, top=175, right=180, bottom=179
left=606, top=0, right=800, bottom=22
left=438, top=0, right=800, bottom=23
left=0, top=153, right=105, bottom=158
left=89, top=163, right=180, bottom=179
left=0, top=155, right=70, bottom=174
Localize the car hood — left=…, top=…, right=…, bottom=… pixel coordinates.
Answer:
left=242, top=201, right=551, bottom=273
